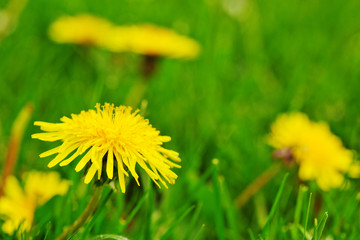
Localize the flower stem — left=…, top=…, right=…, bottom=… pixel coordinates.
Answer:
left=124, top=55, right=158, bottom=108
left=141, top=55, right=158, bottom=78
left=235, top=163, right=282, bottom=208
left=56, top=186, right=103, bottom=240
left=124, top=79, right=149, bottom=108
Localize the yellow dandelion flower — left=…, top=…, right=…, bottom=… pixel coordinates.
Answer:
left=0, top=176, right=34, bottom=235
left=48, top=14, right=114, bottom=46
left=268, top=112, right=356, bottom=190
left=349, top=162, right=360, bottom=178
left=104, top=24, right=201, bottom=59
left=31, top=103, right=181, bottom=193
left=24, top=171, right=70, bottom=205
left=0, top=171, right=70, bottom=235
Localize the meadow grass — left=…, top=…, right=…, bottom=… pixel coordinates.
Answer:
left=1, top=0, right=360, bottom=239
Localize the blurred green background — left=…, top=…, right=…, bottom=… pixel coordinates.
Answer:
left=1, top=0, right=360, bottom=239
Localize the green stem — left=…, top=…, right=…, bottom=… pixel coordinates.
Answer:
left=235, top=163, right=282, bottom=208
left=124, top=55, right=158, bottom=108
left=302, top=192, right=312, bottom=240
left=124, top=79, right=149, bottom=108
left=56, top=186, right=103, bottom=240
left=91, top=77, right=105, bottom=106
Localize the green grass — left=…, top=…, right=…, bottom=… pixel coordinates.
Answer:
left=1, top=0, right=360, bottom=239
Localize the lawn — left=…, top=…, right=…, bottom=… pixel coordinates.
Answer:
left=1, top=0, right=360, bottom=239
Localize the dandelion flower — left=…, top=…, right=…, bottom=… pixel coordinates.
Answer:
left=0, top=171, right=70, bottom=235
left=349, top=162, right=360, bottom=178
left=268, top=112, right=357, bottom=190
left=32, top=103, right=181, bottom=193
left=48, top=14, right=114, bottom=46
left=24, top=171, right=70, bottom=205
left=104, top=24, right=201, bottom=59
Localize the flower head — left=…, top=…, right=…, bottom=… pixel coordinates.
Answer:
left=24, top=171, right=70, bottom=205
left=103, top=24, right=201, bottom=59
left=268, top=112, right=357, bottom=190
left=0, top=171, right=70, bottom=235
left=48, top=14, right=114, bottom=46
left=32, top=103, right=181, bottom=193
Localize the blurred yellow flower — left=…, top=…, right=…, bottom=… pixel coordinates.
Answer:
left=48, top=15, right=200, bottom=60
left=349, top=162, right=360, bottom=178
left=0, top=171, right=70, bottom=235
left=48, top=14, right=114, bottom=46
left=24, top=171, right=70, bottom=205
left=32, top=103, right=181, bottom=193
left=268, top=112, right=358, bottom=190
left=104, top=24, right=201, bottom=59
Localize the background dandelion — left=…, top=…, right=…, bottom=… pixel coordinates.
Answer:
left=1, top=0, right=360, bottom=239
left=268, top=112, right=358, bottom=190
left=48, top=14, right=114, bottom=46
left=0, top=171, right=69, bottom=235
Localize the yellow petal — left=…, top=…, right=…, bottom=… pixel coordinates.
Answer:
left=106, top=148, right=114, bottom=179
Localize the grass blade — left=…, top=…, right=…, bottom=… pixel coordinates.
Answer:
left=292, top=185, right=308, bottom=239
left=184, top=203, right=203, bottom=240
left=193, top=224, right=206, bottom=240
left=262, top=172, right=289, bottom=239
left=248, top=229, right=256, bottom=240
left=221, top=174, right=240, bottom=239
left=212, top=159, right=225, bottom=240
left=312, top=212, right=328, bottom=240
left=89, top=234, right=129, bottom=240
left=160, top=205, right=195, bottom=240
left=302, top=192, right=312, bottom=240
left=119, top=193, right=148, bottom=233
